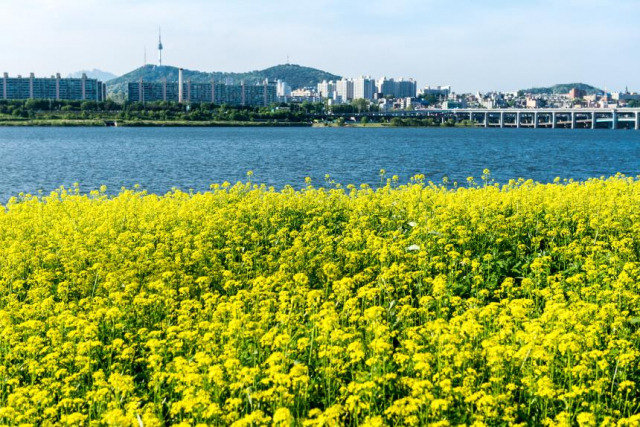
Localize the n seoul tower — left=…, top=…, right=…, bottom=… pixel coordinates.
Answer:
left=158, top=27, right=163, bottom=66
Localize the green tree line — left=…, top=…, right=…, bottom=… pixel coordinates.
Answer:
left=0, top=100, right=320, bottom=123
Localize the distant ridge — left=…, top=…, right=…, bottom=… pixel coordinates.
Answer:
left=68, top=69, right=118, bottom=82
left=522, top=83, right=602, bottom=95
left=107, top=64, right=341, bottom=99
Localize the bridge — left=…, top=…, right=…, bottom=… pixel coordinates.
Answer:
left=325, top=108, right=640, bottom=130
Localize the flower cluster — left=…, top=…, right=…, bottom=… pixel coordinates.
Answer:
left=0, top=175, right=639, bottom=425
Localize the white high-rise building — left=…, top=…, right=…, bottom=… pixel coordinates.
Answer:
left=317, top=80, right=336, bottom=99
left=336, top=78, right=354, bottom=103
left=353, top=76, right=375, bottom=100
left=277, top=80, right=291, bottom=98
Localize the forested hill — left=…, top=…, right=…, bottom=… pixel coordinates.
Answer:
left=522, top=83, right=601, bottom=95
left=258, top=64, right=341, bottom=90
left=107, top=64, right=341, bottom=99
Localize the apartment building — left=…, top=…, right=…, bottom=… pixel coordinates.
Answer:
left=128, top=79, right=277, bottom=106
left=353, top=76, right=375, bottom=100
left=2, top=73, right=106, bottom=101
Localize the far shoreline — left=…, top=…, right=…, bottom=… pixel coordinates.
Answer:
left=0, top=120, right=478, bottom=129
left=0, top=120, right=314, bottom=128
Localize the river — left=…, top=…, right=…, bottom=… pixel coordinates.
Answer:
left=0, top=126, right=639, bottom=202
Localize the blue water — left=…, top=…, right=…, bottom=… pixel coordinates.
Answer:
left=0, top=126, right=639, bottom=202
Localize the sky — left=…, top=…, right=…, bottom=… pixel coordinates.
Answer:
left=1, top=0, right=639, bottom=93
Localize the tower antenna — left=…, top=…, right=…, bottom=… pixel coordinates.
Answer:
left=158, top=26, right=163, bottom=66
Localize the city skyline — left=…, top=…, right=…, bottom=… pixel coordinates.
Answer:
left=2, top=0, right=639, bottom=93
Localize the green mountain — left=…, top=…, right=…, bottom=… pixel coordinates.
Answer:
left=257, top=64, right=341, bottom=90
left=106, top=64, right=341, bottom=100
left=522, top=83, right=602, bottom=95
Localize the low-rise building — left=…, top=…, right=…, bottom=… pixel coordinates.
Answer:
left=568, top=88, right=586, bottom=99
left=420, top=85, right=451, bottom=98
left=526, top=97, right=541, bottom=108
left=442, top=100, right=467, bottom=109
left=612, top=91, right=640, bottom=101
left=289, top=88, right=321, bottom=103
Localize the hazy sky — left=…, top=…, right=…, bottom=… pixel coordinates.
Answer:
left=2, top=0, right=639, bottom=92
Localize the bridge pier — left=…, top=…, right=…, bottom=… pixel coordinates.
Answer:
left=612, top=111, right=618, bottom=130
left=499, top=112, right=504, bottom=128
left=485, top=112, right=489, bottom=128
left=516, top=112, right=521, bottom=128
left=552, top=112, right=556, bottom=129
left=571, top=112, right=576, bottom=129
left=592, top=112, right=597, bottom=129
left=636, top=112, right=639, bottom=130
left=534, top=112, right=539, bottom=129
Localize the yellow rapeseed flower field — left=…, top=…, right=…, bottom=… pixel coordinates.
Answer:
left=1, top=175, right=640, bottom=426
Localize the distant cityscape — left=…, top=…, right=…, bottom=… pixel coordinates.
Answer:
left=301, top=82, right=640, bottom=110
left=1, top=30, right=639, bottom=110
left=2, top=69, right=639, bottom=112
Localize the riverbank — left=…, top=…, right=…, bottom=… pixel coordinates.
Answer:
left=311, top=122, right=477, bottom=128
left=0, top=119, right=312, bottom=127
left=0, top=119, right=475, bottom=128
left=311, top=122, right=388, bottom=128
